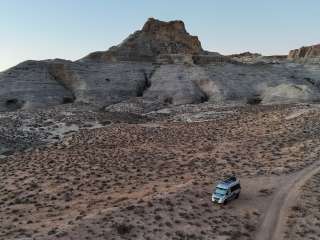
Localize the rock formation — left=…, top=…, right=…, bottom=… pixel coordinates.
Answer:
left=229, top=52, right=262, bottom=64
left=0, top=18, right=320, bottom=112
left=0, top=60, right=74, bottom=111
left=49, top=60, right=154, bottom=106
left=288, top=44, right=320, bottom=61
left=144, top=65, right=209, bottom=105
left=262, top=84, right=320, bottom=104
left=82, top=18, right=204, bottom=63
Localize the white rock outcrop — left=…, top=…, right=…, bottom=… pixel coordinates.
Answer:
left=0, top=18, right=320, bottom=111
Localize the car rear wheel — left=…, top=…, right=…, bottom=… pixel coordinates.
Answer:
left=235, top=193, right=240, bottom=199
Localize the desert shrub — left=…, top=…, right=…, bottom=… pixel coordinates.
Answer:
left=291, top=205, right=302, bottom=212
left=113, top=222, right=133, bottom=235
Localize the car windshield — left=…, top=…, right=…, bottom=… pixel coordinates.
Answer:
left=215, top=187, right=227, bottom=196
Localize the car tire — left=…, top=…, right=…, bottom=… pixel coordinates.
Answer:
left=236, top=193, right=240, bottom=199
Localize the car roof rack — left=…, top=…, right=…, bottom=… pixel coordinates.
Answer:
left=222, top=176, right=237, bottom=184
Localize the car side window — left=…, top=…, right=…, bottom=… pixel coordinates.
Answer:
left=231, top=184, right=240, bottom=192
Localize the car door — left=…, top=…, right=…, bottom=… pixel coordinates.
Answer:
left=229, top=186, right=236, bottom=200
left=227, top=189, right=232, bottom=201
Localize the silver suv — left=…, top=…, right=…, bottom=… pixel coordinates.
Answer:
left=212, top=176, right=241, bottom=204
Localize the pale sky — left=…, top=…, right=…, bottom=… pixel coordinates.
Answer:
left=1, top=0, right=320, bottom=71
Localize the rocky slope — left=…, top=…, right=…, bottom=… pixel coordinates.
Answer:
left=0, top=18, right=320, bottom=112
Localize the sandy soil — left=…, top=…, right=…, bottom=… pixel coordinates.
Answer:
left=0, top=103, right=320, bottom=240
left=283, top=170, right=320, bottom=240
left=255, top=161, right=320, bottom=240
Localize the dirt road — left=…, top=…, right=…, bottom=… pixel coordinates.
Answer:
left=254, top=161, right=320, bottom=240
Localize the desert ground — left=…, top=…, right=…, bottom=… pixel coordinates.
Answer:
left=284, top=171, right=320, bottom=240
left=1, top=103, right=320, bottom=240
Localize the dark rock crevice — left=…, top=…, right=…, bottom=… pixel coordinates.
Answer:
left=303, top=77, right=320, bottom=90
left=48, top=63, right=77, bottom=93
left=136, top=66, right=158, bottom=97
left=48, top=62, right=79, bottom=103
left=136, top=70, right=151, bottom=97
left=200, top=94, right=209, bottom=103
left=247, top=95, right=262, bottom=105
left=192, top=81, right=210, bottom=104
left=62, top=96, right=75, bottom=104
left=5, top=98, right=25, bottom=111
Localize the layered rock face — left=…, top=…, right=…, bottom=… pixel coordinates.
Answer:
left=0, top=18, right=320, bottom=112
left=229, top=52, right=262, bottom=64
left=0, top=59, right=155, bottom=111
left=203, top=63, right=320, bottom=104
left=288, top=44, right=320, bottom=60
left=82, top=18, right=204, bottom=63
left=49, top=60, right=154, bottom=105
left=144, top=65, right=209, bottom=105
left=0, top=61, right=74, bottom=111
